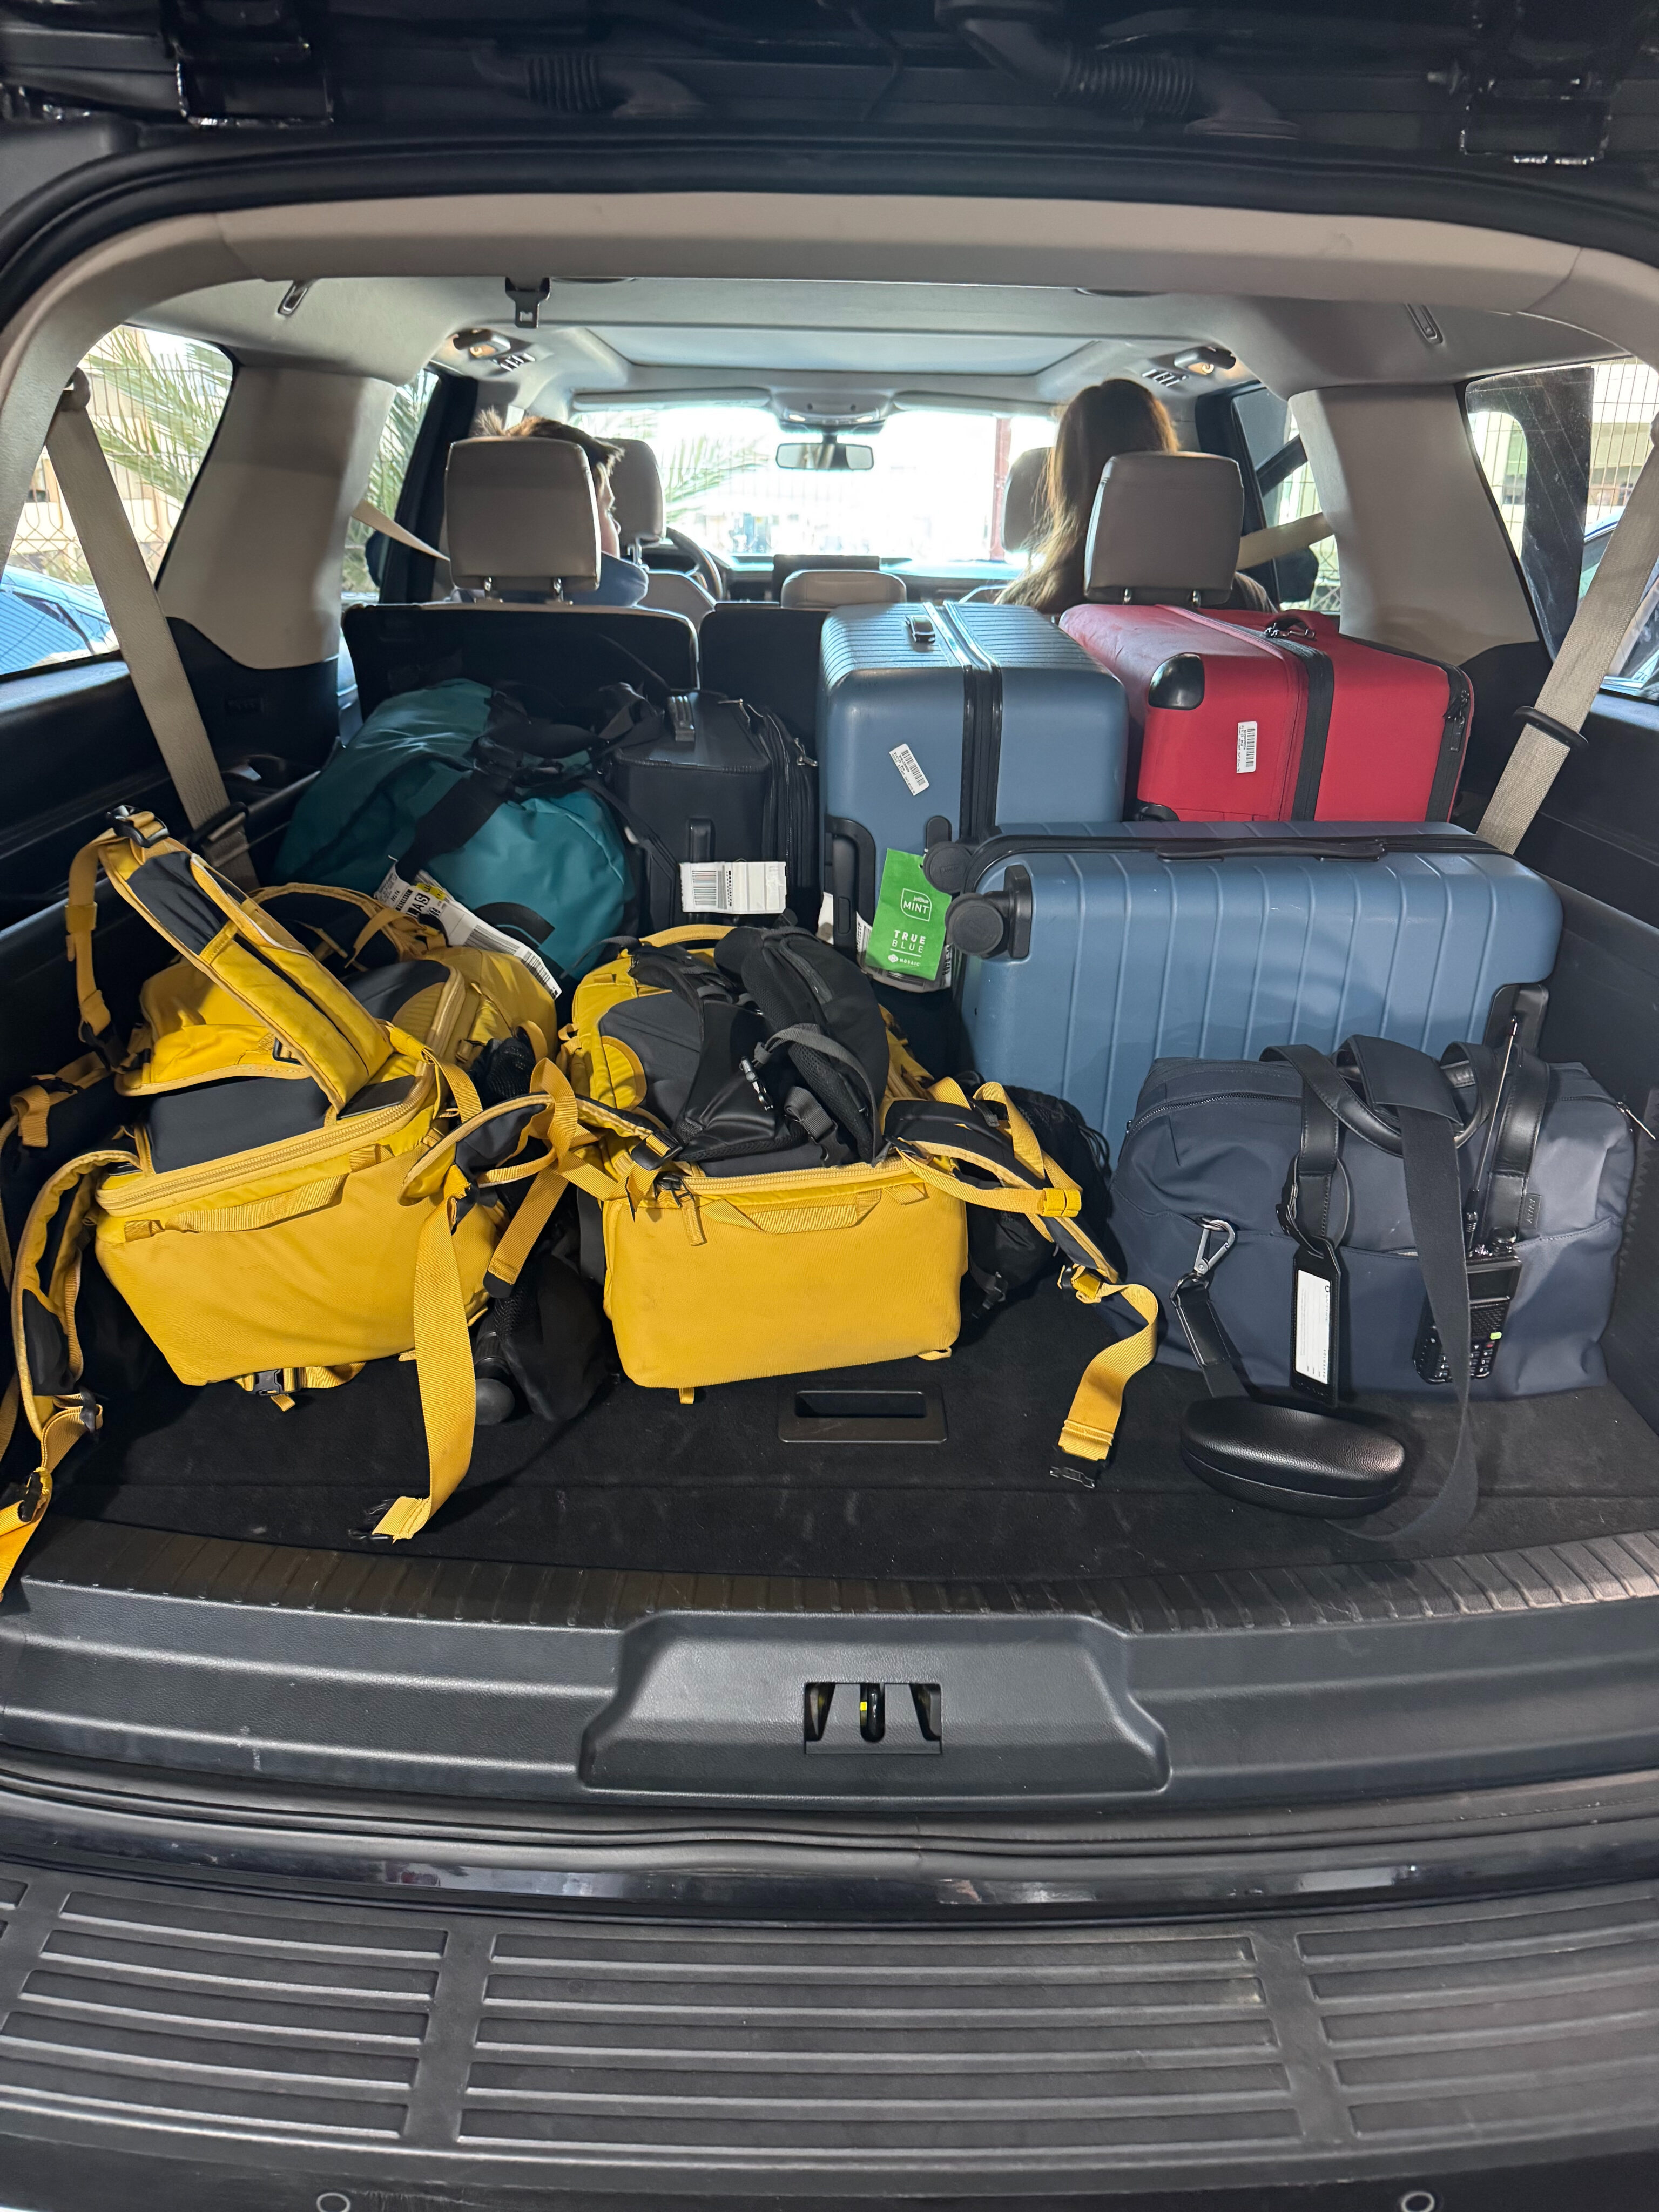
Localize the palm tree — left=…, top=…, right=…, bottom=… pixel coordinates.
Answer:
left=659, top=429, right=772, bottom=519
left=82, top=327, right=233, bottom=521
left=342, top=373, right=434, bottom=595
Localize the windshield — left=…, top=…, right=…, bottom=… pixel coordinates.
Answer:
left=574, top=403, right=1055, bottom=566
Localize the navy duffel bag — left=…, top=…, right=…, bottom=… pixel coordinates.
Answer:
left=1112, top=1030, right=1633, bottom=1405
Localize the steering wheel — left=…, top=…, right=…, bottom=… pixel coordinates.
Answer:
left=665, top=526, right=725, bottom=602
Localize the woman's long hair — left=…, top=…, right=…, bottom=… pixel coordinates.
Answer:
left=1002, top=381, right=1178, bottom=615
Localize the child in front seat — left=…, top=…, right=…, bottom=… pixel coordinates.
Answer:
left=477, top=412, right=650, bottom=609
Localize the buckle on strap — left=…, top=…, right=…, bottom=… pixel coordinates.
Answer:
left=106, top=803, right=166, bottom=849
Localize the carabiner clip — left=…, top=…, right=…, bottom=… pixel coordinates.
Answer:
left=1189, top=1217, right=1236, bottom=1279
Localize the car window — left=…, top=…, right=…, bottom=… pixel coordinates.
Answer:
left=342, top=366, right=439, bottom=601
left=1467, top=356, right=1658, bottom=667
left=572, top=402, right=1055, bottom=567
left=1229, top=387, right=1339, bottom=615
left=6, top=325, right=232, bottom=678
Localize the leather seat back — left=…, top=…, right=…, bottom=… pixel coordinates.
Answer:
left=1084, top=451, right=1245, bottom=608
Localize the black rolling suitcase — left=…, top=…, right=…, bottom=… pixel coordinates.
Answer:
left=605, top=692, right=818, bottom=929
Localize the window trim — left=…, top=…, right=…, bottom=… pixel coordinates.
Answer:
left=1458, top=358, right=1633, bottom=676
left=0, top=331, right=237, bottom=690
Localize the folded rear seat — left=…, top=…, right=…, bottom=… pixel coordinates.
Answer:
left=1060, top=452, right=1472, bottom=824
left=343, top=434, right=699, bottom=715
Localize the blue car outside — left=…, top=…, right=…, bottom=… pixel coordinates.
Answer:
left=0, top=564, right=114, bottom=672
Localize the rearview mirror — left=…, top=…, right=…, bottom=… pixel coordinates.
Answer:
left=775, top=440, right=875, bottom=473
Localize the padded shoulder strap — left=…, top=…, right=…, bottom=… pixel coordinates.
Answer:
left=1, top=1145, right=134, bottom=1596
left=80, top=814, right=395, bottom=1107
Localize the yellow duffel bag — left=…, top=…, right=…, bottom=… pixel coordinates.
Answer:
left=2, top=811, right=568, bottom=1590
left=557, top=930, right=1158, bottom=1464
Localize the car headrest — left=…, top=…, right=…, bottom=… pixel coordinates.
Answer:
left=780, top=568, right=906, bottom=610
left=1084, top=450, right=1244, bottom=605
left=444, top=435, right=601, bottom=597
left=1002, top=446, right=1051, bottom=555
left=609, top=437, right=666, bottom=552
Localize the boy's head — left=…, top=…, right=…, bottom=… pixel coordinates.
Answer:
left=476, top=411, right=626, bottom=556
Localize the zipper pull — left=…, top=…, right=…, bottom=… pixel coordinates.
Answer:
left=675, top=1181, right=706, bottom=1246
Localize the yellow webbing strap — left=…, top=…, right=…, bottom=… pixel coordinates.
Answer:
left=371, top=1183, right=476, bottom=1543
left=482, top=1161, right=567, bottom=1293
left=1055, top=1278, right=1161, bottom=1463
left=894, top=1102, right=1159, bottom=1465
left=372, top=1061, right=574, bottom=1541
left=0, top=1377, right=16, bottom=1467
left=65, top=838, right=111, bottom=1041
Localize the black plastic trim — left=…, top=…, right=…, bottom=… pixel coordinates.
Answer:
left=14, top=1514, right=1659, bottom=1812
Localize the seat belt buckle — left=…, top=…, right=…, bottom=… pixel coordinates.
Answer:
left=1414, top=1250, right=1521, bottom=1384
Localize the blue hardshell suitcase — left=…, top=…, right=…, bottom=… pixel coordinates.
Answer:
left=955, top=822, right=1563, bottom=1143
left=817, top=599, right=1127, bottom=952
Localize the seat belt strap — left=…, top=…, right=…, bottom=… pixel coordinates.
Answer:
left=44, top=372, right=254, bottom=889
left=1479, top=413, right=1659, bottom=854
left=352, top=498, right=441, bottom=559
left=1236, top=510, right=1331, bottom=570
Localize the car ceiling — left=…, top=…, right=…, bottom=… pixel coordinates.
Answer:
left=138, top=271, right=1621, bottom=416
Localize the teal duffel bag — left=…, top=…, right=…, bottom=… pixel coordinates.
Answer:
left=275, top=678, right=636, bottom=977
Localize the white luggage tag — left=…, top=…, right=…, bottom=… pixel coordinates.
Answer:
left=679, top=859, right=789, bottom=915
left=374, top=864, right=561, bottom=1000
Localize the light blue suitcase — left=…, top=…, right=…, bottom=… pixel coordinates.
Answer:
left=954, top=822, right=1563, bottom=1142
left=817, top=600, right=1127, bottom=950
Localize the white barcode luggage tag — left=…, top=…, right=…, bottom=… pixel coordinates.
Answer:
left=679, top=859, right=789, bottom=915
left=1290, top=1244, right=1341, bottom=1408
left=374, top=864, right=560, bottom=999
left=889, top=743, right=929, bottom=795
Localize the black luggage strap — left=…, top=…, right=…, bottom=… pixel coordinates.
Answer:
left=1269, top=1037, right=1487, bottom=1550
left=396, top=689, right=657, bottom=886
left=1260, top=617, right=1335, bottom=821
left=1461, top=1038, right=1549, bottom=1249
left=756, top=1022, right=883, bottom=1159
left=1169, top=1220, right=1251, bottom=1400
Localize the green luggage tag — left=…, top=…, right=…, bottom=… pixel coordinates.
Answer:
left=866, top=849, right=950, bottom=981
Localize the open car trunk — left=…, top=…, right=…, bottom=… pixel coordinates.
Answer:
left=1, top=873, right=1657, bottom=1813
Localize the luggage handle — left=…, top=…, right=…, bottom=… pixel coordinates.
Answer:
left=949, top=830, right=1488, bottom=892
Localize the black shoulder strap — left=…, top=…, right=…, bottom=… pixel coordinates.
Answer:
left=1266, top=1036, right=1483, bottom=1551
left=1460, top=1042, right=1550, bottom=1248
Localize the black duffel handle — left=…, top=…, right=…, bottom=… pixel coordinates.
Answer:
left=1265, top=1039, right=1492, bottom=1157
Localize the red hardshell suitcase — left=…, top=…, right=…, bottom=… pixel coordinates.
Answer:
left=1059, top=604, right=1472, bottom=823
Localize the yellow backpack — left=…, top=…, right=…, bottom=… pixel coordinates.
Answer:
left=1, top=811, right=568, bottom=1591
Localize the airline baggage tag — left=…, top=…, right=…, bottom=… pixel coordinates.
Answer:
left=679, top=859, right=788, bottom=915
left=1290, top=1242, right=1342, bottom=1408
left=374, top=864, right=561, bottom=999
left=866, top=849, right=950, bottom=981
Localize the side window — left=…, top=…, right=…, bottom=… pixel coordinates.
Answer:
left=1230, top=386, right=1339, bottom=615
left=6, top=324, right=232, bottom=678
left=342, top=367, right=437, bottom=601
left=1467, top=358, right=1659, bottom=682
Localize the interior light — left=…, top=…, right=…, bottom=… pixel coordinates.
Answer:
left=1172, top=346, right=1238, bottom=377
left=453, top=328, right=514, bottom=361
